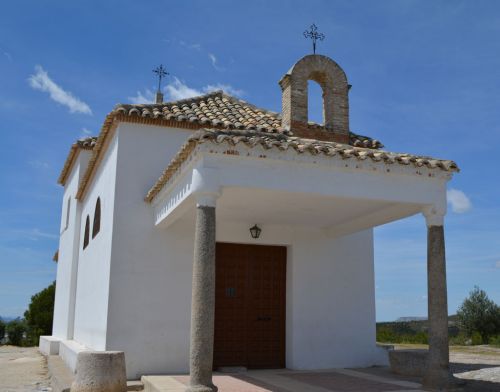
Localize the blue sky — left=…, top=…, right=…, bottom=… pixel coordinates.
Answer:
left=0, top=0, right=499, bottom=321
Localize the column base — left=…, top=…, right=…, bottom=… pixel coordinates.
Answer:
left=185, top=383, right=218, bottom=392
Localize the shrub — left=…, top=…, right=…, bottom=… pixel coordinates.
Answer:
left=489, top=335, right=500, bottom=348
left=456, top=286, right=500, bottom=344
left=24, top=281, right=55, bottom=346
left=0, top=319, right=5, bottom=342
left=6, top=319, right=27, bottom=346
left=449, top=333, right=468, bottom=346
left=376, top=328, right=397, bottom=343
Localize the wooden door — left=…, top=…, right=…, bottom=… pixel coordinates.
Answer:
left=214, top=243, right=286, bottom=369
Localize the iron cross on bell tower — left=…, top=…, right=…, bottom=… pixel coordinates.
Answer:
left=303, top=24, right=325, bottom=54
left=153, top=64, right=169, bottom=104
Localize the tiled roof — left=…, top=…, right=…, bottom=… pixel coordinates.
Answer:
left=144, top=129, right=459, bottom=202
left=76, top=136, right=98, bottom=149
left=113, top=91, right=383, bottom=149
left=72, top=92, right=385, bottom=199
left=58, top=136, right=98, bottom=185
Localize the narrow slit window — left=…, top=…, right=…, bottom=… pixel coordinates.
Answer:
left=83, top=216, right=90, bottom=249
left=92, top=198, right=101, bottom=238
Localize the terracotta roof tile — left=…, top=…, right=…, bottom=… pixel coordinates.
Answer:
left=58, top=136, right=98, bottom=185
left=144, top=129, right=458, bottom=202
left=113, top=91, right=383, bottom=149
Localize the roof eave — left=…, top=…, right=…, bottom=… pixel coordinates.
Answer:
left=144, top=129, right=458, bottom=204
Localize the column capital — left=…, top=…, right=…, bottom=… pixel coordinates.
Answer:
left=195, top=192, right=219, bottom=208
left=192, top=167, right=221, bottom=208
left=422, top=205, right=445, bottom=227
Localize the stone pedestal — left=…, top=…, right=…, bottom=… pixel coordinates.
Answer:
left=71, top=351, right=127, bottom=392
left=186, top=203, right=218, bottom=392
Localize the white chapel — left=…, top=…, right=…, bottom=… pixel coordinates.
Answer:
left=41, top=54, right=458, bottom=391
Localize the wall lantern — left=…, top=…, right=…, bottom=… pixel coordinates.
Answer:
left=249, top=224, right=262, bottom=239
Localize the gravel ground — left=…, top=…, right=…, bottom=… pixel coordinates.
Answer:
left=0, top=346, right=51, bottom=392
left=451, top=346, right=500, bottom=385
left=395, top=344, right=500, bottom=390
left=0, top=344, right=499, bottom=391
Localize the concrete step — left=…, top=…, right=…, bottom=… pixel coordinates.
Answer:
left=142, top=376, right=185, bottom=392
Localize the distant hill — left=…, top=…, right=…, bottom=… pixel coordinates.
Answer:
left=376, top=315, right=459, bottom=344
left=0, top=316, right=17, bottom=323
left=396, top=317, right=427, bottom=322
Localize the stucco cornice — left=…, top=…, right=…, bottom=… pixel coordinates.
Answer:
left=144, top=129, right=459, bottom=204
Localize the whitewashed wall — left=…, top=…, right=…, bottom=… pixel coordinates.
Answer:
left=107, top=211, right=381, bottom=377
left=286, top=228, right=382, bottom=368
left=105, top=124, right=194, bottom=378
left=72, top=134, right=119, bottom=350
left=52, top=150, right=91, bottom=340
left=218, top=223, right=384, bottom=370
left=59, top=123, right=384, bottom=378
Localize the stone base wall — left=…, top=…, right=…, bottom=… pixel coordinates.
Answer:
left=389, top=349, right=428, bottom=377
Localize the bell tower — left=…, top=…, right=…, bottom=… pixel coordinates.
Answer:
left=279, top=54, right=350, bottom=143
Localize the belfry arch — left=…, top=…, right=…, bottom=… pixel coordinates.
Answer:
left=279, top=54, right=350, bottom=142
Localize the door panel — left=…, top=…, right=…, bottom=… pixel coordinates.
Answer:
left=214, top=243, right=286, bottom=369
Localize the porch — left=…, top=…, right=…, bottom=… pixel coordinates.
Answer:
left=146, top=129, right=458, bottom=391
left=142, top=367, right=424, bottom=392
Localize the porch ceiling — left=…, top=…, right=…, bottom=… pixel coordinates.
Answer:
left=150, top=142, right=450, bottom=236
left=172, top=187, right=423, bottom=236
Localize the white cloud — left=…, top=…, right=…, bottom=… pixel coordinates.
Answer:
left=128, top=89, right=154, bottom=104
left=495, top=261, right=500, bottom=269
left=447, top=188, right=472, bottom=213
left=28, top=160, right=50, bottom=170
left=203, top=83, right=243, bottom=97
left=164, top=78, right=243, bottom=101
left=208, top=53, right=225, bottom=71
left=129, top=79, right=244, bottom=104
left=80, top=127, right=94, bottom=138
left=165, top=78, right=202, bottom=100
left=28, top=65, right=92, bottom=114
left=180, top=40, right=201, bottom=51
left=3, top=51, right=12, bottom=62
left=9, top=228, right=58, bottom=241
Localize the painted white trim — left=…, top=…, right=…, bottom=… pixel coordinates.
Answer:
left=422, top=205, right=445, bottom=227
left=152, top=146, right=450, bottom=230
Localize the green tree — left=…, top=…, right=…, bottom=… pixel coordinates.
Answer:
left=456, top=286, right=500, bottom=344
left=6, top=319, right=26, bottom=346
left=0, top=319, right=5, bottom=341
left=24, top=281, right=55, bottom=346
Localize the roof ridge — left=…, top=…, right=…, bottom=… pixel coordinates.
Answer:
left=113, top=90, right=283, bottom=119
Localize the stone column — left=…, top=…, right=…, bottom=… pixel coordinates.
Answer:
left=422, top=209, right=452, bottom=390
left=187, top=194, right=218, bottom=392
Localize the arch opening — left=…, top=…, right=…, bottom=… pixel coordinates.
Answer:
left=92, top=198, right=101, bottom=239
left=83, top=216, right=90, bottom=249
left=307, top=80, right=324, bottom=125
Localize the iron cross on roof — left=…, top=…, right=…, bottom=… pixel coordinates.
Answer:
left=152, top=64, right=169, bottom=93
left=303, top=24, right=325, bottom=54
